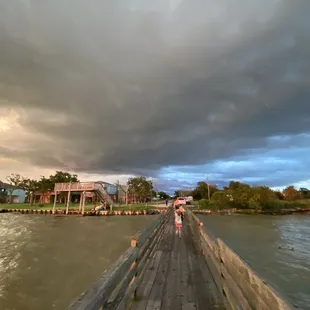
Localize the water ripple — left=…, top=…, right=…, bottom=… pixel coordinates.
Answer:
left=0, top=214, right=156, bottom=310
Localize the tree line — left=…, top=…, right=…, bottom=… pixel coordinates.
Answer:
left=126, top=176, right=169, bottom=203
left=1, top=171, right=79, bottom=204
left=0, top=172, right=171, bottom=205
left=175, top=181, right=310, bottom=211
left=4, top=170, right=305, bottom=210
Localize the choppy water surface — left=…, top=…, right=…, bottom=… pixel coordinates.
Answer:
left=199, top=214, right=310, bottom=309
left=0, top=214, right=157, bottom=310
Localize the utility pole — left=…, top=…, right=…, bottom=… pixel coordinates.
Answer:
left=149, top=177, right=153, bottom=206
left=207, top=175, right=210, bottom=201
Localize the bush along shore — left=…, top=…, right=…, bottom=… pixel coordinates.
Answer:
left=192, top=207, right=310, bottom=216
left=187, top=180, right=310, bottom=215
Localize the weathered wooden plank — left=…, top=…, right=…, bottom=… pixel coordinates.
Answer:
left=179, top=225, right=197, bottom=310
left=137, top=213, right=168, bottom=258
left=200, top=237, right=222, bottom=292
left=133, top=251, right=164, bottom=310
left=160, top=233, right=180, bottom=310
left=145, top=224, right=174, bottom=309
left=109, top=213, right=169, bottom=310
left=103, top=213, right=168, bottom=310
left=186, top=211, right=201, bottom=252
left=138, top=214, right=165, bottom=246
left=220, top=266, right=251, bottom=310
left=145, top=253, right=170, bottom=309
left=136, top=217, right=167, bottom=281
left=116, top=277, right=138, bottom=310
left=218, top=238, right=292, bottom=310
left=105, top=261, right=137, bottom=308
left=200, top=229, right=220, bottom=260
left=156, top=222, right=173, bottom=252
left=220, top=251, right=270, bottom=310
left=188, top=241, right=220, bottom=310
left=66, top=247, right=138, bottom=310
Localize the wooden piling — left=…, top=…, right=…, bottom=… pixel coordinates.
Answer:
left=82, top=191, right=86, bottom=215
left=66, top=183, right=71, bottom=215
left=53, top=191, right=57, bottom=214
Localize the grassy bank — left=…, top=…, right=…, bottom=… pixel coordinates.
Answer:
left=194, top=199, right=310, bottom=214
left=0, top=203, right=162, bottom=211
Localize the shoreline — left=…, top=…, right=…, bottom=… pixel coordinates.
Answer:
left=192, top=208, right=310, bottom=216
left=0, top=208, right=167, bottom=216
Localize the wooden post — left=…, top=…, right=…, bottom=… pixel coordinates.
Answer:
left=82, top=191, right=86, bottom=215
left=131, top=237, right=137, bottom=247
left=53, top=191, right=57, bottom=214
left=79, top=193, right=83, bottom=212
left=66, top=182, right=71, bottom=215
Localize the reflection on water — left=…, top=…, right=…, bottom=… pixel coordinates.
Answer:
left=0, top=214, right=157, bottom=310
left=199, top=214, right=310, bottom=309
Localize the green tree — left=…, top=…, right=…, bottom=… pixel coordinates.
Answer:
left=248, top=194, right=261, bottom=210
left=127, top=177, right=153, bottom=203
left=48, top=171, right=79, bottom=185
left=174, top=190, right=182, bottom=198
left=283, top=186, right=301, bottom=201
left=158, top=191, right=169, bottom=199
left=20, top=178, right=39, bottom=205
left=252, top=186, right=278, bottom=207
left=192, top=182, right=218, bottom=200
left=224, top=181, right=252, bottom=208
left=209, top=181, right=280, bottom=210
left=6, top=173, right=24, bottom=203
left=37, top=176, right=53, bottom=203
left=210, top=191, right=232, bottom=209
left=273, top=190, right=284, bottom=200
left=299, top=187, right=310, bottom=199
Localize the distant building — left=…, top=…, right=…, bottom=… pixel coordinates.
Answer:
left=96, top=181, right=118, bottom=202
left=34, top=192, right=55, bottom=204
left=11, top=189, right=26, bottom=203
left=0, top=183, right=25, bottom=203
left=0, top=183, right=8, bottom=203
left=34, top=181, right=135, bottom=204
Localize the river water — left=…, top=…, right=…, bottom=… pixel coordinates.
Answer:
left=0, top=214, right=157, bottom=310
left=199, top=214, right=310, bottom=309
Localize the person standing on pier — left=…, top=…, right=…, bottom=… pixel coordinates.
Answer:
left=175, top=208, right=183, bottom=238
left=179, top=205, right=185, bottom=222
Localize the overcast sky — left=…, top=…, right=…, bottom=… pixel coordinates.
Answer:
left=1, top=0, right=310, bottom=192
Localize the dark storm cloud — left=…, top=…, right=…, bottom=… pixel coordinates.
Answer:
left=1, top=0, right=310, bottom=175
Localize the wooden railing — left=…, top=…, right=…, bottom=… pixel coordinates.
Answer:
left=66, top=211, right=169, bottom=310
left=186, top=210, right=293, bottom=310
left=54, top=182, right=96, bottom=192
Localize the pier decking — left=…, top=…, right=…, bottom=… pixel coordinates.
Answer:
left=132, top=214, right=223, bottom=310
left=66, top=208, right=293, bottom=310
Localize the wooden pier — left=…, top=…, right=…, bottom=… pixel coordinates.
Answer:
left=53, top=182, right=114, bottom=215
left=66, top=208, right=293, bottom=310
